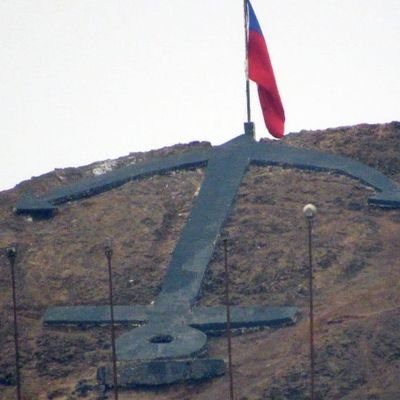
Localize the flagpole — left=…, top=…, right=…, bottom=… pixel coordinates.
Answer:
left=243, top=0, right=254, bottom=137
left=244, top=0, right=251, bottom=123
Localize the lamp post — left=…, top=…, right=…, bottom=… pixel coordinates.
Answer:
left=303, top=204, right=317, bottom=400
left=104, top=239, right=119, bottom=400
left=6, top=246, right=22, bottom=400
left=223, top=238, right=235, bottom=400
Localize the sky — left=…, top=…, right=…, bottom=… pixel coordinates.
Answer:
left=1, top=0, right=399, bottom=191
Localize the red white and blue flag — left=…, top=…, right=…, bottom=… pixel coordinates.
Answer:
left=247, top=0, right=285, bottom=138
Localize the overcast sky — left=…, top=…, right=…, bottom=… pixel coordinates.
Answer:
left=1, top=0, right=399, bottom=191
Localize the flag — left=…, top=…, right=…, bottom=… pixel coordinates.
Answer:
left=247, top=0, right=285, bottom=138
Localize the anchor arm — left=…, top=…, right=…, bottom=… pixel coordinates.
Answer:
left=189, top=305, right=297, bottom=333
left=16, top=149, right=209, bottom=215
left=250, top=142, right=400, bottom=208
left=43, top=305, right=150, bottom=326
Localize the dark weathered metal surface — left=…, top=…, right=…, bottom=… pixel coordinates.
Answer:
left=34, top=131, right=400, bottom=386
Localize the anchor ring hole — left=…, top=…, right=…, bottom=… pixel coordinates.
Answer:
left=149, top=334, right=174, bottom=344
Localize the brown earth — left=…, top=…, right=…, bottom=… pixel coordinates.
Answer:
left=1, top=122, right=400, bottom=399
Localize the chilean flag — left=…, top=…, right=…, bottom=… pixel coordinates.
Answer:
left=247, top=0, right=285, bottom=138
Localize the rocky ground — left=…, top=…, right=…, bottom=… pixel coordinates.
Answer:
left=1, top=122, right=400, bottom=399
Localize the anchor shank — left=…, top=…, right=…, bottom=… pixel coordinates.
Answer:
left=155, top=147, right=250, bottom=309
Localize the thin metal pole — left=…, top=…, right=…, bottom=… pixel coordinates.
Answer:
left=243, top=0, right=251, bottom=122
left=6, top=247, right=22, bottom=400
left=245, top=81, right=251, bottom=123
left=307, top=218, right=315, bottom=400
left=104, top=240, right=119, bottom=400
left=223, top=239, right=234, bottom=400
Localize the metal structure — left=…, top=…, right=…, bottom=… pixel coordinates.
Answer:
left=15, top=129, right=400, bottom=386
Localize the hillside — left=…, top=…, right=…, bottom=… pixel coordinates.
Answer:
left=1, top=122, right=400, bottom=399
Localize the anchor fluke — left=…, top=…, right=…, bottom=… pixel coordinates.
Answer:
left=368, top=191, right=400, bottom=208
left=15, top=194, right=57, bottom=216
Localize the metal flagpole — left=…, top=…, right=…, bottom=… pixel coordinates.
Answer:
left=243, top=0, right=254, bottom=137
left=243, top=0, right=251, bottom=123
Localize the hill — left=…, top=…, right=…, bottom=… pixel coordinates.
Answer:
left=1, top=122, right=400, bottom=399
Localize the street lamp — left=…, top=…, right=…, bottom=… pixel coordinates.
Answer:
left=104, top=239, right=119, bottom=400
left=6, top=246, right=22, bottom=400
left=303, top=204, right=317, bottom=400
left=223, top=237, right=234, bottom=400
